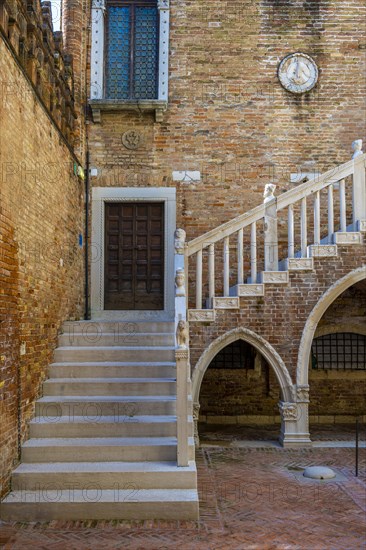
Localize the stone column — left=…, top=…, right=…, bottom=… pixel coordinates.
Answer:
left=278, top=385, right=311, bottom=447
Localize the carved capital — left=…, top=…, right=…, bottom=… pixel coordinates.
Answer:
left=92, top=0, right=106, bottom=10
left=158, top=0, right=169, bottom=9
left=278, top=401, right=298, bottom=421
left=296, top=385, right=310, bottom=403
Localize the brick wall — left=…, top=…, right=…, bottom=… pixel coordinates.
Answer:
left=309, top=279, right=366, bottom=420
left=190, top=246, right=366, bottom=424
left=87, top=0, right=366, bottom=242
left=0, top=37, right=84, bottom=497
left=199, top=358, right=282, bottom=423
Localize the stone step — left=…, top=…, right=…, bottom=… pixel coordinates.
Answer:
left=53, top=346, right=176, bottom=363
left=35, top=396, right=177, bottom=418
left=229, top=283, right=264, bottom=297
left=49, top=362, right=176, bottom=379
left=21, top=437, right=184, bottom=463
left=61, top=321, right=175, bottom=334
left=42, top=378, right=176, bottom=397
left=58, top=333, right=175, bottom=347
left=333, top=231, right=362, bottom=245
left=0, top=488, right=199, bottom=521
left=29, top=415, right=192, bottom=438
left=10, top=460, right=197, bottom=491
left=258, top=271, right=289, bottom=284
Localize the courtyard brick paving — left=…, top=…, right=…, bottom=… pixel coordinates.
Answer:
left=0, top=433, right=365, bottom=549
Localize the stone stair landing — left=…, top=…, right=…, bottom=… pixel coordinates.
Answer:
left=1, top=320, right=198, bottom=521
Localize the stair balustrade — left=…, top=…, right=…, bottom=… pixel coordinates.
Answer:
left=184, top=150, right=366, bottom=311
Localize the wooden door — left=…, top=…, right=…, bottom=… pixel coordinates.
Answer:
left=104, top=202, right=164, bottom=310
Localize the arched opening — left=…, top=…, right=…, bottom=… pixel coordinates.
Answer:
left=192, top=328, right=295, bottom=446
left=198, top=339, right=283, bottom=444
left=308, top=279, right=366, bottom=441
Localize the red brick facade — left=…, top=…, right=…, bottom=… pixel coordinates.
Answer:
left=190, top=246, right=366, bottom=422
left=1, top=0, right=365, bottom=499
left=0, top=32, right=84, bottom=496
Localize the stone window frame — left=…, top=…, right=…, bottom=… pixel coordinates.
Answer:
left=89, top=0, right=169, bottom=122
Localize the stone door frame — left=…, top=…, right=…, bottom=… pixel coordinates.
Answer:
left=91, top=187, right=176, bottom=320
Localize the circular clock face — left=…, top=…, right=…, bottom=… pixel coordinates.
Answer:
left=278, top=53, right=318, bottom=94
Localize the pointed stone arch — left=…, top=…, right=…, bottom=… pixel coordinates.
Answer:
left=191, top=327, right=295, bottom=405
left=297, top=266, right=366, bottom=387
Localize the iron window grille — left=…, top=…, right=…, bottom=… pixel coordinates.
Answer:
left=209, top=340, right=256, bottom=370
left=311, top=333, right=366, bottom=370
left=105, top=0, right=159, bottom=100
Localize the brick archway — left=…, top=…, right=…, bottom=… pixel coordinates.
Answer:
left=192, top=326, right=295, bottom=406
left=296, top=266, right=366, bottom=388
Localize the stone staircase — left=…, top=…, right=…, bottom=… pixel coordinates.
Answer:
left=186, top=152, right=366, bottom=321
left=1, top=321, right=198, bottom=521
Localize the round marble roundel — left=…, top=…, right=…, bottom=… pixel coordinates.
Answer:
left=278, top=53, right=318, bottom=94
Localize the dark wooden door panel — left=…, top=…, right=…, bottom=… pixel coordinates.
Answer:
left=104, top=202, right=164, bottom=310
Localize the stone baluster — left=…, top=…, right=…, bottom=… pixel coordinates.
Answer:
left=327, top=184, right=334, bottom=243
left=237, top=228, right=244, bottom=284
left=288, top=204, right=294, bottom=258
left=196, top=249, right=202, bottom=309
left=300, top=197, right=307, bottom=257
left=263, top=184, right=278, bottom=271
left=208, top=243, right=215, bottom=307
left=313, top=191, right=320, bottom=245
left=339, top=179, right=346, bottom=232
left=250, top=221, right=257, bottom=283
left=223, top=236, right=230, bottom=296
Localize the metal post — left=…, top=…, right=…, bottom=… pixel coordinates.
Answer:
left=355, top=417, right=359, bottom=477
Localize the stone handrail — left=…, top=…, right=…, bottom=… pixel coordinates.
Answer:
left=188, top=155, right=365, bottom=257
left=185, top=149, right=366, bottom=309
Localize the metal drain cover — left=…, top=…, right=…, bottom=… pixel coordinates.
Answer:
left=303, top=466, right=336, bottom=480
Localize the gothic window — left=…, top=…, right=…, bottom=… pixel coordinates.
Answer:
left=90, top=0, right=169, bottom=115
left=105, top=1, right=159, bottom=99
left=311, top=333, right=366, bottom=370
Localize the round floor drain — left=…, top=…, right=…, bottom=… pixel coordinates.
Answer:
left=303, top=466, right=336, bottom=480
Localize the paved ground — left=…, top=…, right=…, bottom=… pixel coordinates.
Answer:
left=0, top=426, right=365, bottom=549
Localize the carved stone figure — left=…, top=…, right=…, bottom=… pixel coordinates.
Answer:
left=176, top=319, right=188, bottom=348
left=263, top=183, right=276, bottom=202
left=278, top=401, right=298, bottom=421
left=174, top=228, right=186, bottom=253
left=122, top=130, right=141, bottom=150
left=352, top=139, right=363, bottom=159
left=287, top=57, right=311, bottom=86
left=175, top=268, right=185, bottom=297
